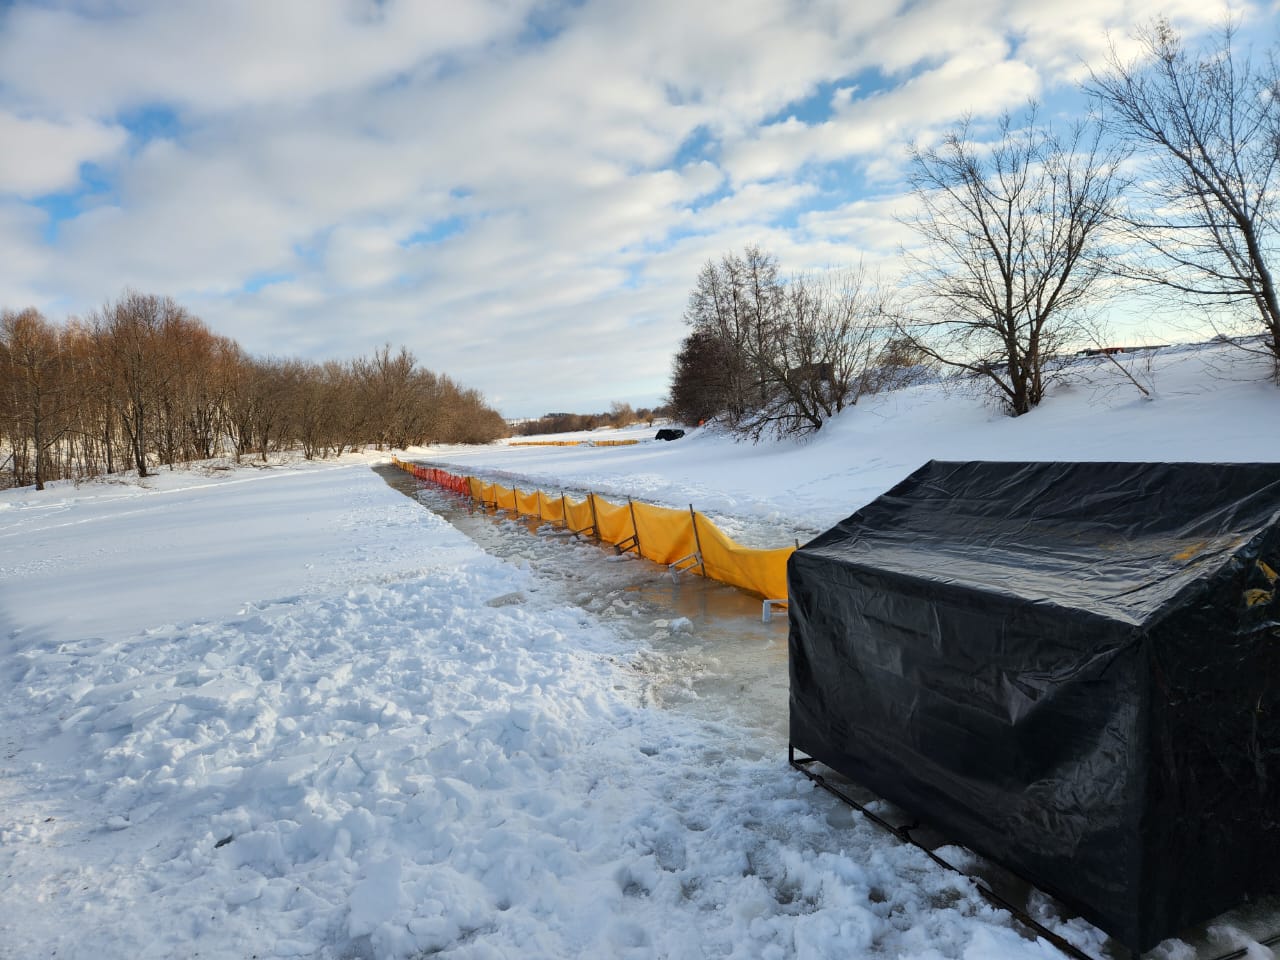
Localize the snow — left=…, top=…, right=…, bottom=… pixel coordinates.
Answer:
left=1, top=342, right=1277, bottom=959
left=429, top=344, right=1280, bottom=542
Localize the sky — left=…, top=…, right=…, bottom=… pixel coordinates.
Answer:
left=0, top=0, right=1271, bottom=418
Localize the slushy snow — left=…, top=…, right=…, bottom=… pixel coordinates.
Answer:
left=2, top=343, right=1276, bottom=959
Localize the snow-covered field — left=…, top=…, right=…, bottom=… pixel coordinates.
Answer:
left=2, top=342, right=1278, bottom=959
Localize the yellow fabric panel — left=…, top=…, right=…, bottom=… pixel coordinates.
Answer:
left=435, top=473, right=794, bottom=602
left=494, top=484, right=517, bottom=511
left=538, top=492, right=564, bottom=523
left=564, top=495, right=594, bottom=533
left=631, top=502, right=698, bottom=566
left=593, top=496, right=635, bottom=546
left=694, top=512, right=793, bottom=601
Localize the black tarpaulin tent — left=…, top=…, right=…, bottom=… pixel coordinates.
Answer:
left=788, top=461, right=1280, bottom=952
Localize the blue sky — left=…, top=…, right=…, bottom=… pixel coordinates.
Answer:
left=0, top=0, right=1270, bottom=417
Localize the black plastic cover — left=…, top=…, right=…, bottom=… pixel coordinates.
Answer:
left=788, top=461, right=1280, bottom=951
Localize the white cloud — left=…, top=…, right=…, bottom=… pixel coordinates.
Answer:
left=51, top=139, right=302, bottom=297
left=323, top=223, right=406, bottom=291
left=1008, top=0, right=1242, bottom=83
left=685, top=181, right=819, bottom=233
left=0, top=0, right=533, bottom=115
left=799, top=195, right=923, bottom=256
left=0, top=112, right=126, bottom=196
left=0, top=202, right=54, bottom=307
left=719, top=56, right=1040, bottom=185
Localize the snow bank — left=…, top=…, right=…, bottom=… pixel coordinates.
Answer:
left=422, top=343, right=1280, bottom=539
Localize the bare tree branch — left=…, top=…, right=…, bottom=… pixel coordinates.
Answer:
left=671, top=249, right=908, bottom=439
left=897, top=105, right=1129, bottom=415
left=1087, top=19, right=1280, bottom=369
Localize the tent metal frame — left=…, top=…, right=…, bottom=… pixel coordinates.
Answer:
left=788, top=745, right=1278, bottom=960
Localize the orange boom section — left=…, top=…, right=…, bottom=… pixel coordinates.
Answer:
left=392, top=457, right=794, bottom=605
left=630, top=501, right=698, bottom=566
left=508, top=440, right=584, bottom=447
left=590, top=495, right=635, bottom=546
left=693, top=513, right=793, bottom=602
left=564, top=494, right=594, bottom=535
left=537, top=491, right=565, bottom=524
left=515, top=489, right=541, bottom=518
left=391, top=457, right=471, bottom=497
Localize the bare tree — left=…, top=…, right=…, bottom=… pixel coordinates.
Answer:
left=899, top=106, right=1129, bottom=415
left=0, top=289, right=508, bottom=480
left=0, top=309, right=73, bottom=489
left=353, top=345, right=418, bottom=450
left=223, top=355, right=293, bottom=463
left=441, top=381, right=508, bottom=444
left=1088, top=20, right=1280, bottom=370
left=608, top=401, right=635, bottom=428
left=673, top=248, right=898, bottom=439
left=735, top=268, right=894, bottom=439
left=90, top=291, right=198, bottom=477
left=681, top=248, right=777, bottom=425
left=61, top=316, right=123, bottom=476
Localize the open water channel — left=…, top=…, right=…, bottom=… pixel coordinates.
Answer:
left=375, top=462, right=791, bottom=742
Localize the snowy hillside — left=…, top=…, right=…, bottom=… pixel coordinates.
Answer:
left=1, top=341, right=1277, bottom=960
left=425, top=342, right=1280, bottom=541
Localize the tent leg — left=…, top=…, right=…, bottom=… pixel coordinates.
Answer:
left=762, top=598, right=787, bottom=623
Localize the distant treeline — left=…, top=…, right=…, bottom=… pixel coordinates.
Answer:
left=1, top=290, right=508, bottom=490
left=515, top=402, right=669, bottom=437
